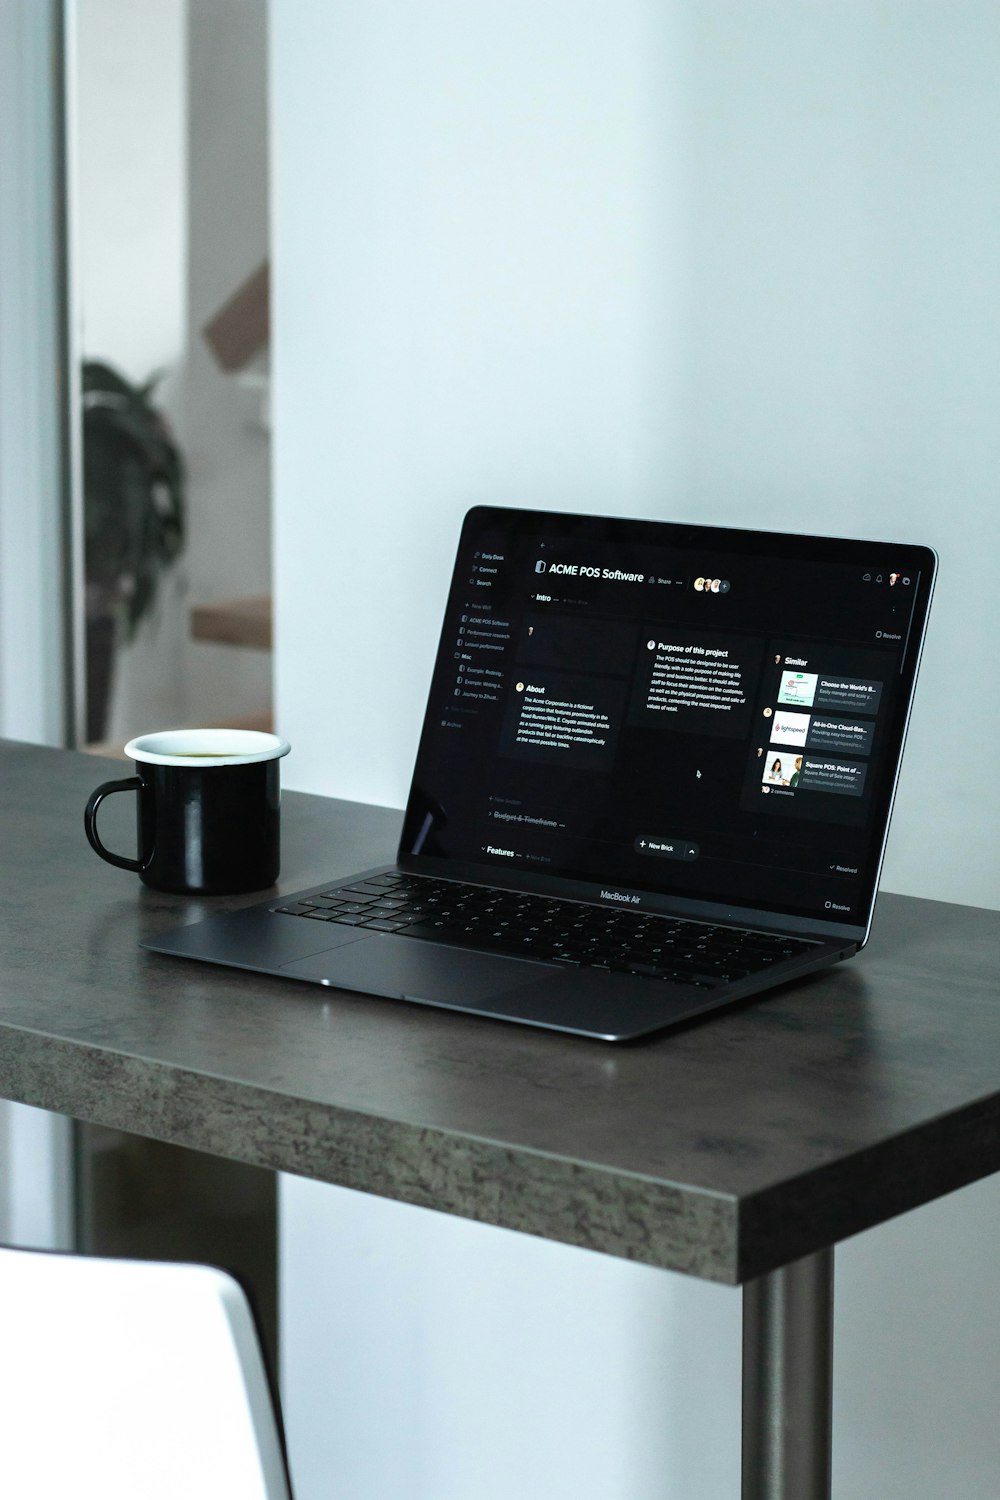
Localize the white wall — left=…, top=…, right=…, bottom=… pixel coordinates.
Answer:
left=271, top=4, right=1000, bottom=1497
left=664, top=0, right=1000, bottom=912
left=0, top=0, right=75, bottom=1251
left=0, top=0, right=70, bottom=748
left=272, top=0, right=674, bottom=812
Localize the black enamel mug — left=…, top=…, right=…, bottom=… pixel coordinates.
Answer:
left=84, top=729, right=291, bottom=895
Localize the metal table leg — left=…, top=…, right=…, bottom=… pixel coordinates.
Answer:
left=742, top=1247, right=834, bottom=1500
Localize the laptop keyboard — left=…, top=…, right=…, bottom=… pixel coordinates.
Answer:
left=274, top=874, right=818, bottom=990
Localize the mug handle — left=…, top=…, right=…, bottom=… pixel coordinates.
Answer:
left=84, top=777, right=146, bottom=872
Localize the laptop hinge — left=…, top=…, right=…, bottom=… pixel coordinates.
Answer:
left=396, top=855, right=865, bottom=946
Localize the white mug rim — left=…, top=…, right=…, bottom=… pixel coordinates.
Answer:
left=124, top=728, right=291, bottom=769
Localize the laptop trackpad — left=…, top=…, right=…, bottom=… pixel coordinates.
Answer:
left=280, top=934, right=553, bottom=1007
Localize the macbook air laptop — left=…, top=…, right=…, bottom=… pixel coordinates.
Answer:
left=146, top=507, right=936, bottom=1041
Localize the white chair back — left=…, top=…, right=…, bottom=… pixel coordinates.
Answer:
left=0, top=1245, right=291, bottom=1500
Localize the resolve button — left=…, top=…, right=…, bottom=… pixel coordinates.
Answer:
left=634, top=835, right=699, bottom=861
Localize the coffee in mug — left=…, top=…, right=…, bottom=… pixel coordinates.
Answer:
left=84, top=728, right=291, bottom=895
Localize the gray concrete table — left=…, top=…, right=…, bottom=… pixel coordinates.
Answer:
left=3, top=739, right=999, bottom=1497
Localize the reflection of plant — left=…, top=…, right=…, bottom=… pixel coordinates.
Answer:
left=83, top=360, right=185, bottom=640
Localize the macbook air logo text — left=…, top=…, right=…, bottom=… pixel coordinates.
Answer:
left=601, top=889, right=640, bottom=904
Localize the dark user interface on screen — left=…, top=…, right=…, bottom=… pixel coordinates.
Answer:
left=400, top=508, right=934, bottom=927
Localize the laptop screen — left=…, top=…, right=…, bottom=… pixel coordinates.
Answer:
left=400, top=507, right=936, bottom=935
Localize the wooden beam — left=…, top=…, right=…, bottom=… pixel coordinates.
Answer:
left=190, top=594, right=272, bottom=650
left=202, top=261, right=270, bottom=372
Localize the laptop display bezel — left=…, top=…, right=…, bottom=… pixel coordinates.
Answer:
left=398, top=506, right=937, bottom=947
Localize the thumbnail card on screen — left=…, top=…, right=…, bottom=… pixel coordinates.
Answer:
left=770, top=711, right=810, bottom=748
left=762, top=753, right=802, bottom=788
left=777, top=671, right=818, bottom=707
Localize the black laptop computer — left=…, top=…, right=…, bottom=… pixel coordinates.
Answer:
left=146, top=506, right=936, bottom=1041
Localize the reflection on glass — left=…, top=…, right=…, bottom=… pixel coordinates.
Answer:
left=83, top=361, right=185, bottom=743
